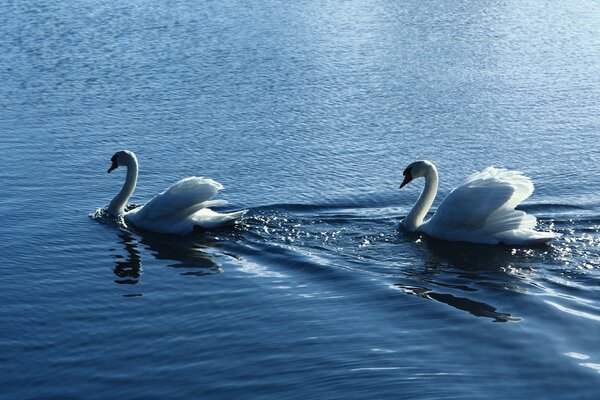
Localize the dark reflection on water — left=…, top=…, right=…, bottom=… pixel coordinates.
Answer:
left=137, top=231, right=222, bottom=274
left=112, top=232, right=142, bottom=285
left=2, top=0, right=600, bottom=397
left=95, top=205, right=227, bottom=286
left=109, top=228, right=224, bottom=291
left=395, top=283, right=519, bottom=322
left=394, top=234, right=537, bottom=322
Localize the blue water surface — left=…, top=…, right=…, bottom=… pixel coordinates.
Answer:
left=1, top=1, right=599, bottom=399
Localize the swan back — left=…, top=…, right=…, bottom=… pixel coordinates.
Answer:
left=428, top=167, right=532, bottom=229
left=124, top=176, right=247, bottom=234
left=419, top=166, right=559, bottom=245
left=128, top=177, right=224, bottom=222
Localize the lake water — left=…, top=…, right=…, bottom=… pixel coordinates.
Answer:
left=1, top=0, right=599, bottom=398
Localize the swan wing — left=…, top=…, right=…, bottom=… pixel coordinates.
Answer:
left=130, top=177, right=225, bottom=221
left=427, top=167, right=535, bottom=231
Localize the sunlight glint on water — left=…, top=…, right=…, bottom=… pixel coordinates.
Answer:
left=1, top=0, right=599, bottom=399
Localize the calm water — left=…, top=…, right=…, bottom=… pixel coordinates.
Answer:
left=1, top=0, right=599, bottom=398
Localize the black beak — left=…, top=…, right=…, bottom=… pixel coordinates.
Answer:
left=399, top=173, right=413, bottom=189
left=107, top=161, right=118, bottom=173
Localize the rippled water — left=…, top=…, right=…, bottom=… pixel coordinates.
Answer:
left=1, top=0, right=599, bottom=398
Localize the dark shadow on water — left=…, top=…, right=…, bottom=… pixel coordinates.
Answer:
left=398, top=224, right=546, bottom=270
left=419, top=234, right=536, bottom=270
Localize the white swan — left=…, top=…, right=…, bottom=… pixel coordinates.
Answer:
left=399, top=160, right=560, bottom=245
left=107, top=150, right=247, bottom=235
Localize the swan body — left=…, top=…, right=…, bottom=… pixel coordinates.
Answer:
left=399, top=160, right=560, bottom=245
left=107, top=150, right=247, bottom=235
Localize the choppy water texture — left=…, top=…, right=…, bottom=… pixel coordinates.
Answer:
left=1, top=1, right=600, bottom=399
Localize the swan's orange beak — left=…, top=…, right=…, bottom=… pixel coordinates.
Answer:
left=107, top=161, right=118, bottom=173
left=399, top=173, right=413, bottom=189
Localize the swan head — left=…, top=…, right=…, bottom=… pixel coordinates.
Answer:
left=400, top=160, right=435, bottom=188
left=108, top=150, right=137, bottom=173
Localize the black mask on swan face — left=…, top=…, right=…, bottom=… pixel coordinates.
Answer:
left=107, top=150, right=135, bottom=173
left=107, top=153, right=119, bottom=173
left=399, top=160, right=433, bottom=189
left=400, top=166, right=413, bottom=188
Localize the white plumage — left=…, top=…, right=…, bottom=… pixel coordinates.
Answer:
left=400, top=160, right=560, bottom=245
left=107, top=150, right=246, bottom=235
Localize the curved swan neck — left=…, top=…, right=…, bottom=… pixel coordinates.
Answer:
left=108, top=157, right=138, bottom=216
left=404, top=163, right=438, bottom=231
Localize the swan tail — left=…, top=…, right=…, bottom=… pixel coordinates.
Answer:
left=483, top=208, right=560, bottom=245
left=192, top=208, right=248, bottom=229
left=129, top=208, right=247, bottom=234
left=495, top=229, right=561, bottom=245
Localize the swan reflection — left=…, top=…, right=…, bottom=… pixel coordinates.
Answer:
left=110, top=229, right=223, bottom=289
left=395, top=234, right=539, bottom=322
left=395, top=283, right=519, bottom=322
left=112, top=232, right=142, bottom=284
